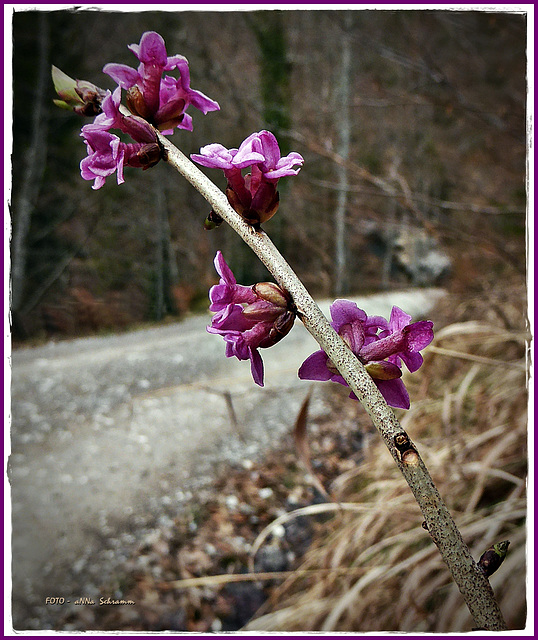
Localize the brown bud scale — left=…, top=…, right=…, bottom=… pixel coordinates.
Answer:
left=253, top=282, right=290, bottom=308
left=401, top=449, right=420, bottom=466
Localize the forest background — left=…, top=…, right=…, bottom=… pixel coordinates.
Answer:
left=10, top=7, right=527, bottom=343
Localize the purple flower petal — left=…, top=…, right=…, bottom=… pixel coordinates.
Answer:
left=209, top=284, right=257, bottom=312
left=263, top=163, right=303, bottom=180
left=231, top=137, right=266, bottom=168
left=208, top=304, right=252, bottom=333
left=394, top=350, right=423, bottom=374
left=80, top=125, right=158, bottom=189
left=359, top=331, right=406, bottom=363
left=222, top=332, right=250, bottom=360
left=165, top=53, right=190, bottom=72
left=233, top=130, right=303, bottom=178
left=191, top=144, right=237, bottom=170
left=263, top=152, right=304, bottom=180
left=82, top=87, right=121, bottom=132
left=404, top=320, right=435, bottom=352
left=298, top=350, right=333, bottom=381
left=208, top=253, right=257, bottom=311
left=135, top=31, right=168, bottom=66
left=157, top=73, right=219, bottom=126
left=389, top=306, right=413, bottom=332
left=331, top=373, right=349, bottom=387
left=242, top=299, right=285, bottom=322
left=297, top=298, right=433, bottom=409
left=257, top=130, right=281, bottom=167
left=375, top=379, right=410, bottom=410
left=103, top=63, right=140, bottom=89
left=339, top=321, right=365, bottom=353
left=329, top=299, right=367, bottom=332
left=176, top=113, right=193, bottom=132
left=80, top=128, right=124, bottom=189
left=214, top=250, right=236, bottom=284
left=249, top=347, right=264, bottom=387
left=364, top=314, right=389, bottom=333
left=185, top=87, right=220, bottom=115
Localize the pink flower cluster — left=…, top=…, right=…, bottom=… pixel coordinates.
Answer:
left=103, top=31, right=219, bottom=134
left=207, top=252, right=295, bottom=386
left=207, top=254, right=433, bottom=408
left=79, top=31, right=219, bottom=189
left=192, top=131, right=303, bottom=226
left=298, top=300, right=434, bottom=409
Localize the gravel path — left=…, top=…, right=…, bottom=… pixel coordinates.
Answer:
left=8, top=288, right=445, bottom=629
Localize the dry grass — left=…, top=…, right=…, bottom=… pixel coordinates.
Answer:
left=245, top=279, right=529, bottom=632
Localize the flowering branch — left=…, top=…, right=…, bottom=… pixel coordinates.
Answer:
left=156, top=132, right=507, bottom=631
left=52, top=29, right=507, bottom=630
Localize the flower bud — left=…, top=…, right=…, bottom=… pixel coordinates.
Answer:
left=256, top=189, right=280, bottom=225
left=154, top=98, right=186, bottom=128
left=252, top=282, right=290, bottom=308
left=246, top=183, right=280, bottom=226
left=225, top=186, right=249, bottom=217
left=478, top=540, right=510, bottom=577
left=126, top=86, right=152, bottom=120
left=204, top=210, right=223, bottom=230
left=242, top=300, right=285, bottom=322
left=258, top=310, right=295, bottom=349
left=52, top=66, right=106, bottom=117
left=364, top=361, right=402, bottom=380
left=134, top=143, right=162, bottom=170
left=208, top=251, right=297, bottom=388
left=156, top=115, right=186, bottom=132
left=401, top=448, right=420, bottom=466
left=75, top=81, right=106, bottom=105
left=120, top=114, right=158, bottom=144
left=225, top=182, right=280, bottom=227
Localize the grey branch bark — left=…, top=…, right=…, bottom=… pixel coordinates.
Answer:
left=157, top=133, right=507, bottom=631
left=11, top=13, right=50, bottom=312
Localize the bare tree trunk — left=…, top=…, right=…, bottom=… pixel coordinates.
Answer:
left=11, top=13, right=50, bottom=314
left=334, top=13, right=352, bottom=297
left=380, top=200, right=397, bottom=290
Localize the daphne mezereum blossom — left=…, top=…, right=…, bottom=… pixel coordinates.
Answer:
left=80, top=126, right=161, bottom=190
left=298, top=300, right=434, bottom=409
left=78, top=87, right=161, bottom=189
left=103, top=30, right=219, bottom=133
left=191, top=130, right=304, bottom=226
left=54, top=31, right=219, bottom=189
left=207, top=251, right=295, bottom=386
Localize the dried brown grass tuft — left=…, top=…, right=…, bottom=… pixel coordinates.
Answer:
left=245, top=280, right=529, bottom=632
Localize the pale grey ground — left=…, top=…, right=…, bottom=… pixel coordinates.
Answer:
left=8, top=288, right=445, bottom=630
